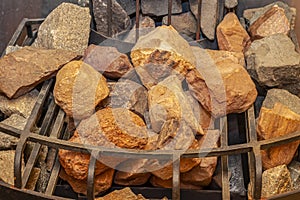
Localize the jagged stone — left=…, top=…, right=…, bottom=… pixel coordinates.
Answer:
left=141, top=0, right=182, bottom=16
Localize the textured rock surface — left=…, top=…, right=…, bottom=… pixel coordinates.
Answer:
left=261, top=165, right=292, bottom=198
left=288, top=161, right=300, bottom=190
left=96, top=187, right=147, bottom=200
left=116, top=0, right=136, bottom=15
left=225, top=0, right=238, bottom=9
left=141, top=0, right=182, bottom=16
left=0, top=46, right=77, bottom=99
left=131, top=25, right=196, bottom=87
left=83, top=45, right=133, bottom=79
left=60, top=168, right=114, bottom=195
left=0, top=114, right=27, bottom=150
left=245, top=34, right=300, bottom=88
left=150, top=175, right=203, bottom=189
left=206, top=49, right=245, bottom=66
left=148, top=75, right=203, bottom=134
left=0, top=90, right=39, bottom=118
left=249, top=6, right=290, bottom=40
left=162, top=12, right=197, bottom=38
left=257, top=103, right=300, bottom=170
left=103, top=80, right=148, bottom=118
left=54, top=61, right=109, bottom=120
left=92, top=0, right=130, bottom=36
left=217, top=13, right=251, bottom=52
left=186, top=47, right=257, bottom=117
left=33, top=3, right=90, bottom=55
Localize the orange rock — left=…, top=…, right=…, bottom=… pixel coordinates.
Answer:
left=216, top=12, right=251, bottom=53
left=249, top=5, right=290, bottom=40
left=257, top=103, right=300, bottom=170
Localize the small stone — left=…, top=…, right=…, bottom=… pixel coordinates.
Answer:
left=0, top=46, right=77, bottom=99
left=288, top=161, right=300, bottom=190
left=0, top=114, right=27, bottom=150
left=225, top=0, right=238, bottom=9
left=190, top=0, right=218, bottom=40
left=116, top=0, right=136, bottom=15
left=0, top=90, right=39, bottom=118
left=25, top=167, right=41, bottom=190
left=162, top=12, right=197, bottom=38
left=257, top=103, right=300, bottom=170
left=141, top=0, right=182, bottom=16
left=245, top=34, right=300, bottom=88
left=186, top=47, right=257, bottom=117
left=96, top=187, right=147, bottom=200
left=33, top=3, right=90, bottom=55
left=83, top=45, right=134, bottom=79
left=280, top=83, right=300, bottom=98
left=206, top=49, right=245, bottom=66
left=249, top=6, right=290, bottom=40
left=217, top=12, right=251, bottom=52
left=54, top=61, right=109, bottom=120
left=261, top=165, right=292, bottom=198
left=92, top=0, right=130, bottom=36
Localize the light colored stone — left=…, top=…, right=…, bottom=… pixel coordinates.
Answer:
left=54, top=60, right=109, bottom=120
left=33, top=3, right=90, bottom=55
left=225, top=0, right=238, bottom=9
left=288, top=161, right=300, bottom=190
left=141, top=0, right=182, bottom=16
left=96, top=187, right=147, bottom=200
left=217, top=12, right=251, bottom=53
left=4, top=45, right=21, bottom=55
left=116, top=0, right=136, bottom=15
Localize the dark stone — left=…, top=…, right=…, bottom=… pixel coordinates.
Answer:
left=116, top=0, right=136, bottom=15
left=141, top=0, right=182, bottom=16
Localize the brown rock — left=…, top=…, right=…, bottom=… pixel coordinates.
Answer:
left=0, top=46, right=77, bottom=99
left=148, top=75, right=203, bottom=134
left=186, top=47, right=257, bottom=117
left=216, top=13, right=251, bottom=53
left=96, top=187, right=147, bottom=200
left=131, top=25, right=196, bottom=84
left=261, top=165, right=292, bottom=198
left=33, top=3, right=90, bottom=55
left=60, top=168, right=114, bottom=195
left=249, top=5, right=290, bottom=40
left=54, top=60, right=109, bottom=120
left=225, top=0, right=238, bottom=9
left=83, top=45, right=134, bottom=79
left=257, top=103, right=300, bottom=170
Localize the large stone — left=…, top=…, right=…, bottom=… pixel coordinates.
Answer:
left=0, top=114, right=27, bottom=150
left=206, top=49, right=245, bottom=66
left=131, top=25, right=196, bottom=87
left=186, top=47, right=257, bottom=117
left=261, top=165, right=292, bottom=198
left=96, top=187, right=147, bottom=200
left=4, top=45, right=21, bottom=55
left=162, top=12, right=197, bottom=38
left=288, top=161, right=300, bottom=190
left=54, top=61, right=109, bottom=120
left=141, top=0, right=182, bottom=16
left=225, top=0, right=238, bottom=9
left=262, top=88, right=300, bottom=116
left=249, top=5, right=290, bottom=40
left=116, top=0, right=136, bottom=15
left=92, top=0, right=130, bottom=36
left=83, top=45, right=133, bottom=79
left=0, top=90, right=39, bottom=118
left=60, top=168, right=114, bottom=195
left=216, top=13, right=251, bottom=53
left=245, top=34, right=300, bottom=88
left=148, top=75, right=203, bottom=134
left=257, top=103, right=300, bottom=170
left=0, top=46, right=77, bottom=99
left=33, top=3, right=90, bottom=55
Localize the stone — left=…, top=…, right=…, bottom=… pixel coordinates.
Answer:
left=288, top=161, right=300, bottom=190
left=92, top=0, right=130, bottom=36
left=4, top=45, right=21, bottom=55
left=0, top=114, right=27, bottom=150
left=162, top=12, right=197, bottom=38
left=83, top=45, right=133, bottom=79
left=280, top=83, right=300, bottom=98
left=216, top=12, right=251, bottom=53
left=262, top=89, right=300, bottom=116
left=116, top=0, right=136, bottom=15
left=60, top=168, right=114, bottom=195
left=150, top=175, right=203, bottom=189
left=245, top=34, right=300, bottom=88
left=243, top=1, right=296, bottom=30
left=225, top=0, right=238, bottom=9
left=249, top=5, right=290, bottom=40
left=25, top=167, right=41, bottom=190
left=257, top=103, right=300, bottom=170
left=186, top=47, right=257, bottom=117
left=54, top=60, right=109, bottom=120
left=0, top=89, right=39, bottom=118
left=148, top=75, right=203, bottom=134
left=261, top=165, right=292, bottom=198
left=96, top=187, right=147, bottom=200
left=131, top=25, right=196, bottom=86
left=103, top=80, right=148, bottom=118
left=0, top=46, right=77, bottom=99
left=141, top=0, right=182, bottom=16
left=206, top=49, right=245, bottom=67
left=33, top=3, right=90, bottom=55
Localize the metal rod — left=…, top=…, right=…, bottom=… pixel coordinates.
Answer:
left=196, top=0, right=202, bottom=40
left=172, top=154, right=180, bottom=200
left=135, top=0, right=140, bottom=42
left=107, top=0, right=112, bottom=36
left=87, top=150, right=99, bottom=200
left=167, top=0, right=173, bottom=25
